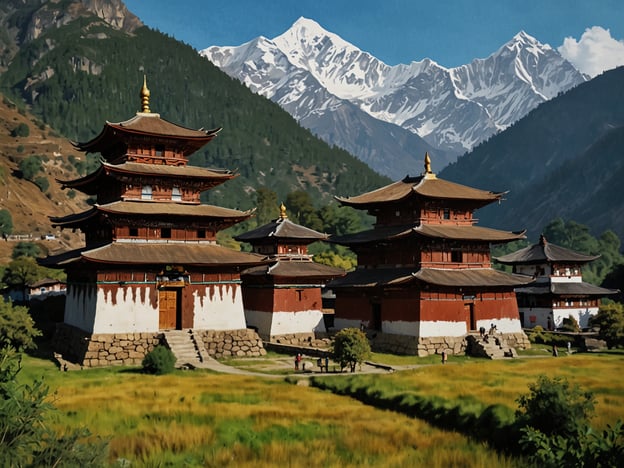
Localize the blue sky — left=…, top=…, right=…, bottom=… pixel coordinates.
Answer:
left=123, top=0, right=624, bottom=76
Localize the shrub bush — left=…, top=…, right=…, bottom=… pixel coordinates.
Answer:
left=142, top=345, right=176, bottom=375
left=331, top=328, right=371, bottom=372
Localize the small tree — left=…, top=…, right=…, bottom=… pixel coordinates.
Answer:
left=331, top=328, right=371, bottom=372
left=11, top=242, right=41, bottom=259
left=10, top=122, right=30, bottom=137
left=0, top=298, right=41, bottom=351
left=590, top=302, right=624, bottom=348
left=0, top=345, right=108, bottom=466
left=516, top=375, right=595, bottom=438
left=0, top=209, right=12, bottom=237
left=18, top=155, right=42, bottom=181
left=142, top=345, right=176, bottom=375
left=517, top=375, right=623, bottom=467
left=560, top=315, right=580, bottom=333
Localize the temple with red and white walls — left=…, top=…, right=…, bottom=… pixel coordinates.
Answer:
left=42, top=79, right=266, bottom=366
left=235, top=204, right=344, bottom=345
left=328, top=154, right=533, bottom=356
left=496, top=235, right=619, bottom=330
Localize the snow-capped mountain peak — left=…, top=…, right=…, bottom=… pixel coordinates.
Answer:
left=202, top=20, right=587, bottom=178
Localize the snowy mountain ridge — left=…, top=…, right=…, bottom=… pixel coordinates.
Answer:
left=202, top=17, right=586, bottom=177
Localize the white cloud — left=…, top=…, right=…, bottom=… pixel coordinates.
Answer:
left=558, top=26, right=624, bottom=78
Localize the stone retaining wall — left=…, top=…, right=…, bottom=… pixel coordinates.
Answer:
left=270, top=332, right=332, bottom=349
left=368, top=331, right=531, bottom=357
left=53, top=323, right=160, bottom=367
left=198, top=328, right=267, bottom=358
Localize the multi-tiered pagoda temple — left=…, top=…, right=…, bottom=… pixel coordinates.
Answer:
left=496, top=235, right=619, bottom=330
left=43, top=80, right=265, bottom=366
left=329, top=154, right=533, bottom=356
left=235, top=204, right=344, bottom=344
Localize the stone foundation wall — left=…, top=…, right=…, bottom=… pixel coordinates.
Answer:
left=270, top=332, right=332, bottom=349
left=198, top=329, right=267, bottom=358
left=368, top=331, right=531, bottom=357
left=53, top=323, right=161, bottom=368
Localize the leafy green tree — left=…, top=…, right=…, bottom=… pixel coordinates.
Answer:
left=319, top=203, right=363, bottom=237
left=18, top=155, right=43, bottom=181
left=589, top=302, right=624, bottom=348
left=516, top=375, right=595, bottom=438
left=285, top=191, right=323, bottom=232
left=34, top=175, right=49, bottom=193
left=0, top=209, right=13, bottom=237
left=11, top=242, right=41, bottom=259
left=0, top=345, right=108, bottom=466
left=331, top=328, right=371, bottom=372
left=517, top=375, right=623, bottom=468
left=255, top=186, right=279, bottom=225
left=0, top=298, right=41, bottom=351
left=2, top=256, right=53, bottom=302
left=10, top=122, right=29, bottom=137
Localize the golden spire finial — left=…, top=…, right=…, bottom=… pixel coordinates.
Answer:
left=423, top=152, right=436, bottom=179
left=279, top=202, right=288, bottom=220
left=140, top=75, right=151, bottom=113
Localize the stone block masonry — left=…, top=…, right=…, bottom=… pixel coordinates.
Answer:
left=198, top=329, right=267, bottom=359
left=53, top=323, right=160, bottom=368
left=54, top=325, right=269, bottom=367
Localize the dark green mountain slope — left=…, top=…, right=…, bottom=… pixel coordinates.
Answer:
left=0, top=1, right=389, bottom=211
left=440, top=66, right=624, bottom=238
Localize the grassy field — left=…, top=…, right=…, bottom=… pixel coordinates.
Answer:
left=17, top=348, right=624, bottom=467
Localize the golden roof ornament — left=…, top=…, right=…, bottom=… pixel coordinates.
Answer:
left=279, top=202, right=288, bottom=220
left=423, top=152, right=436, bottom=179
left=140, top=75, right=151, bottom=113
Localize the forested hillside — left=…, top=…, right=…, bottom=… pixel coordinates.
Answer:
left=0, top=3, right=389, bottom=213
left=440, top=66, right=624, bottom=239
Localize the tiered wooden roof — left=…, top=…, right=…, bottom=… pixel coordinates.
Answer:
left=496, top=235, right=600, bottom=265
left=58, top=162, right=236, bottom=195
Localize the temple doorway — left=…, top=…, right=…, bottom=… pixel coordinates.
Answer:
left=159, top=288, right=181, bottom=330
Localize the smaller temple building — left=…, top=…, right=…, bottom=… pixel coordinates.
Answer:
left=235, top=204, right=344, bottom=344
left=496, top=235, right=619, bottom=330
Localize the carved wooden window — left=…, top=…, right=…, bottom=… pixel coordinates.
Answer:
left=172, top=186, right=182, bottom=201
left=443, top=208, right=450, bottom=220
left=161, top=228, right=171, bottom=239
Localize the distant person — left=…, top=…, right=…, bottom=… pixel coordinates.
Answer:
left=567, top=341, right=572, bottom=354
left=294, top=353, right=301, bottom=370
left=552, top=345, right=558, bottom=357
left=325, top=355, right=329, bottom=373
left=441, top=350, right=447, bottom=364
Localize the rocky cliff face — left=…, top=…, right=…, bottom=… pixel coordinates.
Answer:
left=0, top=0, right=141, bottom=51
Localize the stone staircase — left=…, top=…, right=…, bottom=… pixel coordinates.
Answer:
left=466, top=333, right=518, bottom=359
left=163, top=329, right=210, bottom=369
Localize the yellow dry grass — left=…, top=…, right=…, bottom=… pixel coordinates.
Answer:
left=38, top=366, right=519, bottom=467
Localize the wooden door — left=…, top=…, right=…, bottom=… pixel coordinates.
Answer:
left=159, top=289, right=178, bottom=330
left=464, top=303, right=475, bottom=331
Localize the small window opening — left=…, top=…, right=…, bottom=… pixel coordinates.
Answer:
left=197, top=229, right=206, bottom=239
left=451, top=251, right=462, bottom=263
left=129, top=227, right=138, bottom=237
left=172, top=186, right=182, bottom=201
left=443, top=208, right=450, bottom=220
left=161, top=228, right=171, bottom=239
left=141, top=185, right=152, bottom=200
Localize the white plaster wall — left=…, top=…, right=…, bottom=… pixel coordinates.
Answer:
left=64, top=284, right=98, bottom=333
left=553, top=307, right=598, bottom=329
left=519, top=307, right=552, bottom=329
left=520, top=307, right=597, bottom=329
left=269, top=310, right=326, bottom=335
left=244, top=309, right=274, bottom=338
left=92, top=286, right=159, bottom=333
left=334, top=318, right=361, bottom=331
left=193, top=285, right=246, bottom=330
left=418, top=320, right=467, bottom=337
left=476, top=318, right=522, bottom=334
left=551, top=276, right=582, bottom=283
